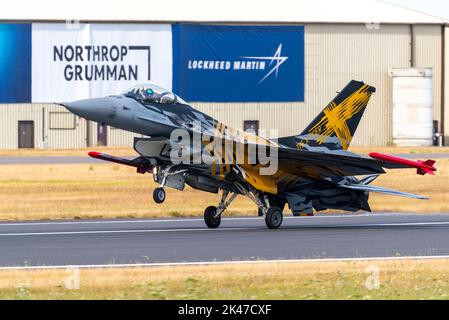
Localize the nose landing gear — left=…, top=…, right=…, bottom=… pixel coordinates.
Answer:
left=153, top=187, right=166, bottom=204
left=151, top=165, right=187, bottom=204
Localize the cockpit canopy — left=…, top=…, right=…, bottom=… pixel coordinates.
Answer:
left=123, top=84, right=187, bottom=105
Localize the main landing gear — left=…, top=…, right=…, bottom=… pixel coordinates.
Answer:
left=204, top=206, right=221, bottom=228
left=258, top=207, right=283, bottom=228
left=265, top=206, right=283, bottom=229
left=204, top=186, right=284, bottom=230
left=203, top=190, right=238, bottom=229
left=241, top=187, right=284, bottom=229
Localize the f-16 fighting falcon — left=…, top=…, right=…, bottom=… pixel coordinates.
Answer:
left=61, top=80, right=437, bottom=229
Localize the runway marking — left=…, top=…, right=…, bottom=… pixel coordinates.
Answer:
left=0, top=221, right=448, bottom=237
left=0, top=218, right=215, bottom=227
left=1, top=255, right=449, bottom=270
left=0, top=212, right=427, bottom=227
left=0, top=227, right=255, bottom=236
left=365, top=222, right=449, bottom=227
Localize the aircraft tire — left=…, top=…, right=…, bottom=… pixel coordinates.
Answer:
left=204, top=206, right=221, bottom=229
left=265, top=206, right=283, bottom=229
left=153, top=187, right=166, bottom=204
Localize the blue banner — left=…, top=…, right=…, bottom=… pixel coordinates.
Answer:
left=0, top=24, right=31, bottom=103
left=172, top=25, right=304, bottom=102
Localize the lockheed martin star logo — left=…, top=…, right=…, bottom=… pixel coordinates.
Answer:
left=242, top=43, right=288, bottom=83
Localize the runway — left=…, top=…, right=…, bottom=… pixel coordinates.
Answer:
left=0, top=213, right=449, bottom=268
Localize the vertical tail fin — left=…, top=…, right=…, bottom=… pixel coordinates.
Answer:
left=279, top=80, right=376, bottom=150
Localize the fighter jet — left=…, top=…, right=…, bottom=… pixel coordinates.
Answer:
left=61, top=80, right=436, bottom=229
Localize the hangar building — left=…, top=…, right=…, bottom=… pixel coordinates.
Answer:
left=0, top=0, right=448, bottom=149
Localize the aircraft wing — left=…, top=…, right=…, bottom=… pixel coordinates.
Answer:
left=192, top=125, right=389, bottom=178
left=254, top=144, right=433, bottom=180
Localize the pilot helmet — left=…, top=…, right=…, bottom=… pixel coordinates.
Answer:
left=141, top=87, right=156, bottom=101
left=144, top=88, right=154, bottom=96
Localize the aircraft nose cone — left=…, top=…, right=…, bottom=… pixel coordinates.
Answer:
left=61, top=97, right=116, bottom=123
left=62, top=99, right=90, bottom=115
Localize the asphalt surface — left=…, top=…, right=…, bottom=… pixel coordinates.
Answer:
left=0, top=213, right=449, bottom=268
left=0, top=153, right=449, bottom=164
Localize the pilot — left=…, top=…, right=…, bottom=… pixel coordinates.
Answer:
left=139, top=87, right=176, bottom=104
left=140, top=88, right=160, bottom=103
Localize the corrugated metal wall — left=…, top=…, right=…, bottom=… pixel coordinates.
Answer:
left=0, top=23, right=444, bottom=149
left=0, top=104, right=88, bottom=149
left=45, top=104, right=88, bottom=149
left=0, top=103, right=145, bottom=149
left=107, top=126, right=143, bottom=147
left=414, top=25, right=442, bottom=126
left=0, top=104, right=43, bottom=149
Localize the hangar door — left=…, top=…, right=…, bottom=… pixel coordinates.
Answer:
left=244, top=120, right=259, bottom=135
left=18, top=121, right=34, bottom=148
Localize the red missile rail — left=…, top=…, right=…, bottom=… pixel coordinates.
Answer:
left=88, top=151, right=152, bottom=174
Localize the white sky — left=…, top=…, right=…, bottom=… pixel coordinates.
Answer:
left=382, top=0, right=449, bottom=20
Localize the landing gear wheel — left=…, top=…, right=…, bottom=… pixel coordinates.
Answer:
left=265, top=206, right=283, bottom=229
left=153, top=187, right=166, bottom=204
left=204, top=206, right=221, bottom=229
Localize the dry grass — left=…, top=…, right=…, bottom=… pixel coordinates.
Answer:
left=0, top=157, right=448, bottom=220
left=1, top=259, right=448, bottom=299
left=369, top=158, right=449, bottom=212
left=0, top=163, right=254, bottom=220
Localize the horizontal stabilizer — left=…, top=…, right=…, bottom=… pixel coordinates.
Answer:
left=339, top=183, right=428, bottom=200
left=359, top=174, right=380, bottom=185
